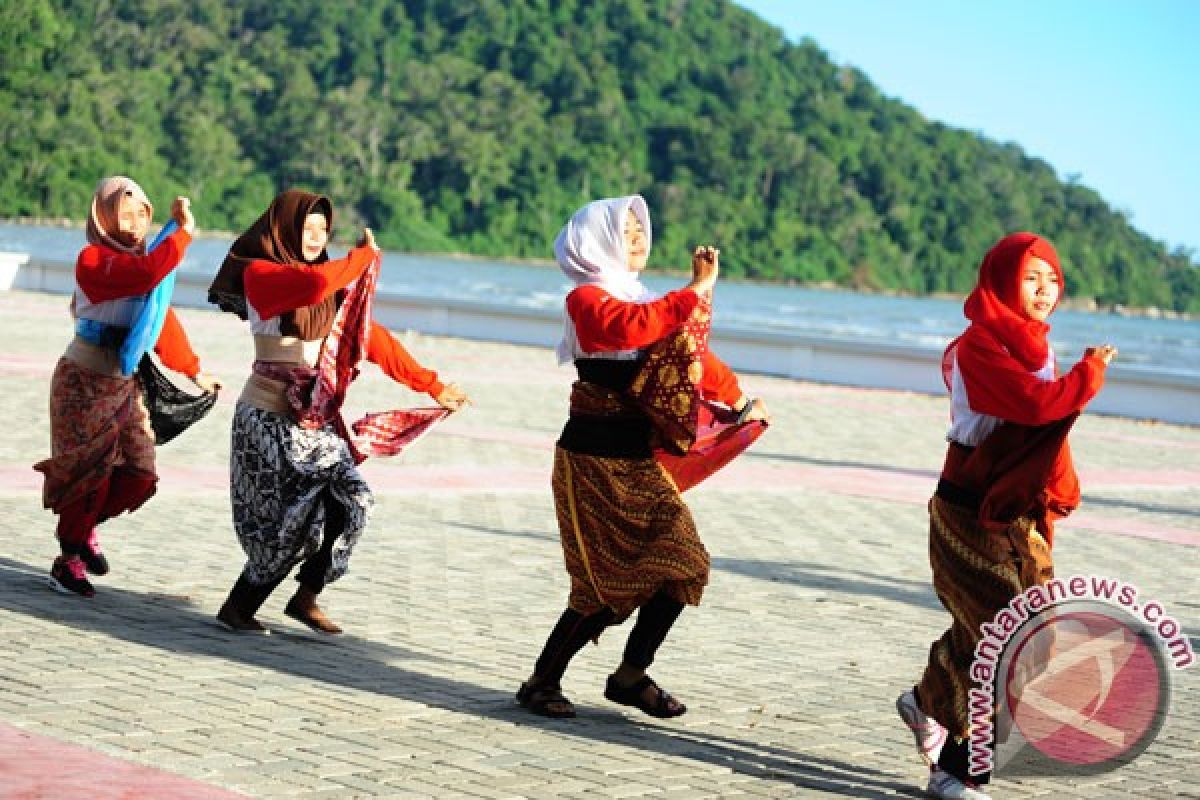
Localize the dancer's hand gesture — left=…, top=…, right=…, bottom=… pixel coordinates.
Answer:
left=436, top=383, right=470, bottom=412
left=735, top=396, right=770, bottom=424
left=688, top=245, right=719, bottom=296
left=1085, top=344, right=1118, bottom=365
left=170, top=197, right=195, bottom=235
left=193, top=371, right=223, bottom=393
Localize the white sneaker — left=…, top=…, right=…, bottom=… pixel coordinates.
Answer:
left=896, top=689, right=947, bottom=764
left=926, top=768, right=993, bottom=800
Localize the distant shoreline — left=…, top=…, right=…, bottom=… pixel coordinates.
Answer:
left=2, top=217, right=1192, bottom=321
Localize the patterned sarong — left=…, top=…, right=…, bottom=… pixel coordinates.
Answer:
left=230, top=404, right=373, bottom=585
left=553, top=449, right=709, bottom=619
left=917, top=494, right=1054, bottom=738
left=34, top=358, right=155, bottom=512
left=554, top=383, right=710, bottom=619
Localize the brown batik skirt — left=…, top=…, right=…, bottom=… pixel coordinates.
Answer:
left=917, top=494, right=1054, bottom=739
left=552, top=447, right=710, bottom=620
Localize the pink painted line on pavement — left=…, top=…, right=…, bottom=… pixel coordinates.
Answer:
left=360, top=463, right=548, bottom=492
left=6, top=450, right=1196, bottom=546
left=0, top=355, right=54, bottom=378
left=698, top=461, right=1200, bottom=547
left=1059, top=512, right=1200, bottom=547
left=1082, top=431, right=1200, bottom=451
left=700, top=461, right=935, bottom=504
left=0, top=722, right=248, bottom=799
left=436, top=428, right=558, bottom=450
left=1078, top=468, right=1200, bottom=489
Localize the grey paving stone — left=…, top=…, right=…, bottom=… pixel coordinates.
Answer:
left=0, top=289, right=1196, bottom=799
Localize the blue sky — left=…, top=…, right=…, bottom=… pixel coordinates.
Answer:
left=736, top=1, right=1199, bottom=254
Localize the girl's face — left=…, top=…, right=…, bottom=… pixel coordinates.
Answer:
left=1020, top=256, right=1060, bottom=322
left=115, top=193, right=150, bottom=247
left=623, top=209, right=648, bottom=271
left=301, top=212, right=329, bottom=262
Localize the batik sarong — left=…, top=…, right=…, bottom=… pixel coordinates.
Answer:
left=553, top=383, right=709, bottom=619
left=34, top=356, right=155, bottom=512
left=230, top=404, right=373, bottom=586
left=553, top=448, right=709, bottom=620
left=917, top=494, right=1054, bottom=738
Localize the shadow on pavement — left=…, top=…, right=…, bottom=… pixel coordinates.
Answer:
left=713, top=557, right=942, bottom=611
left=0, top=556, right=918, bottom=798
left=747, top=450, right=939, bottom=482
left=1080, top=493, right=1200, bottom=520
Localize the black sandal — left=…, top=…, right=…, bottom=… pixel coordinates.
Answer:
left=604, top=674, right=687, bottom=718
left=516, top=681, right=576, bottom=718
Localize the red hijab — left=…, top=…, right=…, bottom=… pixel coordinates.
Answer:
left=946, top=232, right=1063, bottom=377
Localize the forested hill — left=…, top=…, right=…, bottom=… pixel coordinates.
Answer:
left=3, top=0, right=1197, bottom=310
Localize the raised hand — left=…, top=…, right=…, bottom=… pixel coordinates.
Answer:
left=170, top=196, right=195, bottom=234
left=1084, top=344, right=1118, bottom=365
left=688, top=245, right=720, bottom=295
left=735, top=395, right=770, bottom=425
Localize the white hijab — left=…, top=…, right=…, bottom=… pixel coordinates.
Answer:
left=554, top=195, right=656, bottom=364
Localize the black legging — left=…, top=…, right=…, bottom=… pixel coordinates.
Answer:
left=296, top=495, right=345, bottom=593
left=938, top=735, right=991, bottom=786
left=533, top=590, right=685, bottom=685
left=228, top=490, right=346, bottom=615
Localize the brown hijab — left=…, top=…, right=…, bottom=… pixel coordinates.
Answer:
left=88, top=176, right=152, bottom=255
left=208, top=189, right=338, bottom=340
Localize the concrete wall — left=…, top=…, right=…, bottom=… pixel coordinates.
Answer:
left=5, top=253, right=1197, bottom=426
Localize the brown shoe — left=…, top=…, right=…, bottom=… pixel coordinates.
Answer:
left=216, top=601, right=270, bottom=634
left=284, top=586, right=343, bottom=634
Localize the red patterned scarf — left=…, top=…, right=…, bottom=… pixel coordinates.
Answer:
left=258, top=252, right=448, bottom=462
left=628, top=299, right=766, bottom=490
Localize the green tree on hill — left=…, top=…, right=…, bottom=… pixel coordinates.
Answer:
left=1, top=0, right=1196, bottom=311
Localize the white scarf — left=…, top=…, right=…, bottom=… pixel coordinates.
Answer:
left=554, top=195, right=655, bottom=364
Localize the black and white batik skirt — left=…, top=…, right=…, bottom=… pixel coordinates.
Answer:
left=230, top=403, right=374, bottom=585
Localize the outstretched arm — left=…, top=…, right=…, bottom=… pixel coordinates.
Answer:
left=75, top=228, right=192, bottom=302
left=244, top=245, right=376, bottom=320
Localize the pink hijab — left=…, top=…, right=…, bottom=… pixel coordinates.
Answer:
left=86, top=176, right=152, bottom=255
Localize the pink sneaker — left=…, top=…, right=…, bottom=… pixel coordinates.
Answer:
left=49, top=555, right=95, bottom=598
left=81, top=529, right=110, bottom=576
left=896, top=688, right=947, bottom=765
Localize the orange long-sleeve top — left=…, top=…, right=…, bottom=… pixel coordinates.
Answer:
left=565, top=285, right=743, bottom=407
left=243, top=246, right=444, bottom=398
left=75, top=228, right=201, bottom=377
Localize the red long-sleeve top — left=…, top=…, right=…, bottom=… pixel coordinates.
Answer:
left=943, top=325, right=1108, bottom=545
left=565, top=285, right=743, bottom=407
left=243, top=246, right=444, bottom=398
left=953, top=326, right=1106, bottom=427
left=75, top=228, right=201, bottom=377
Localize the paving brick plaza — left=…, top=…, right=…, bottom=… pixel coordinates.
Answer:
left=1, top=289, right=1197, bottom=798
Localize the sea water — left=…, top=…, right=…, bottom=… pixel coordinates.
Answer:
left=3, top=222, right=1196, bottom=376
